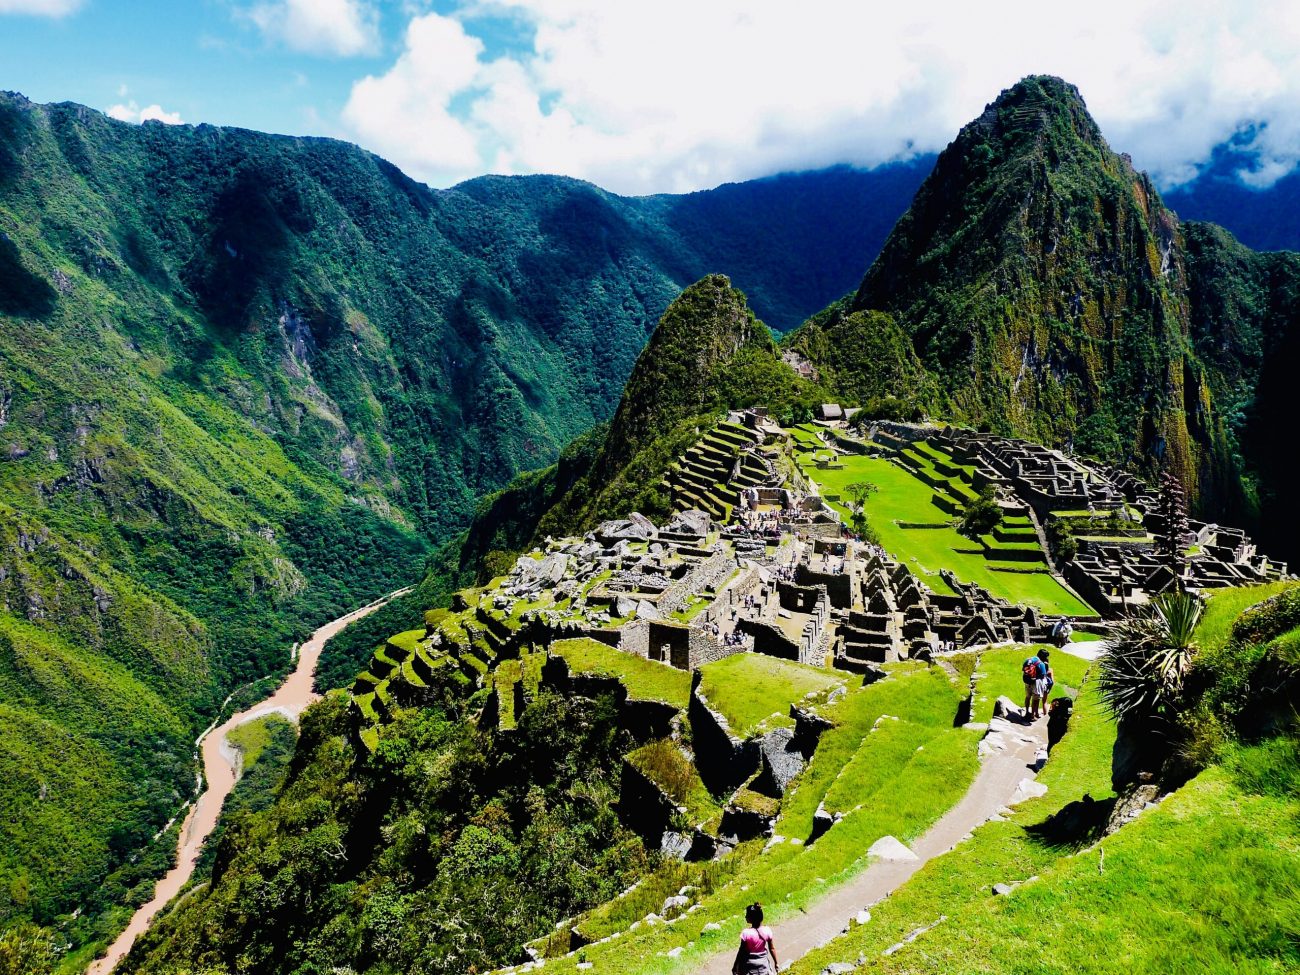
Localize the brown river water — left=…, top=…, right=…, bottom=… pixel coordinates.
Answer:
left=87, top=587, right=411, bottom=975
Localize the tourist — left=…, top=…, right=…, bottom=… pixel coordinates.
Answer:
left=1022, top=651, right=1046, bottom=720
left=1038, top=648, right=1055, bottom=707
left=732, top=903, right=778, bottom=975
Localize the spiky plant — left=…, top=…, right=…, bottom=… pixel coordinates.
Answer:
left=1097, top=590, right=1203, bottom=727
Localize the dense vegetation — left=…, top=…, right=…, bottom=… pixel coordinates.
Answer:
left=120, top=687, right=648, bottom=975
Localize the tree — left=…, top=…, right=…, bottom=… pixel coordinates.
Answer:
left=1157, top=469, right=1190, bottom=584
left=844, top=480, right=878, bottom=541
left=1046, top=516, right=1077, bottom=562
left=0, top=923, right=56, bottom=975
left=958, top=483, right=1002, bottom=538
left=845, top=480, right=878, bottom=510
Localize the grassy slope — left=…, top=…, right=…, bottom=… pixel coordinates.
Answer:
left=1196, top=581, right=1300, bottom=653
left=551, top=638, right=692, bottom=709
left=790, top=585, right=1300, bottom=974
left=800, top=451, right=1092, bottom=614
left=696, top=654, right=844, bottom=735
left=529, top=661, right=991, bottom=975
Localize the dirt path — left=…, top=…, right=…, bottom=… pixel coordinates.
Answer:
left=87, top=587, right=412, bottom=975
left=695, top=715, right=1049, bottom=974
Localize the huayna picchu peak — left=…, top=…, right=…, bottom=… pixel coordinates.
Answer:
left=0, top=66, right=1298, bottom=975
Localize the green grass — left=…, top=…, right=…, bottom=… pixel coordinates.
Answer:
left=529, top=662, right=987, bottom=975
left=697, top=653, right=845, bottom=736
left=777, top=665, right=963, bottom=837
left=627, top=739, right=721, bottom=827
left=226, top=714, right=293, bottom=770
left=789, top=677, right=1121, bottom=975
left=551, top=638, right=692, bottom=709
left=386, top=628, right=426, bottom=654
left=800, top=753, right=1299, bottom=974
left=533, top=722, right=984, bottom=975
left=798, top=452, right=1093, bottom=615
left=1196, top=581, right=1300, bottom=654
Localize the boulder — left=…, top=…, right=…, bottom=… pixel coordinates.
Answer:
left=867, top=835, right=917, bottom=861
left=791, top=705, right=834, bottom=757
left=661, top=831, right=692, bottom=860
left=667, top=509, right=711, bottom=537
left=810, top=802, right=838, bottom=843
left=992, top=696, right=1026, bottom=722
left=660, top=895, right=690, bottom=917
left=636, top=598, right=663, bottom=621
left=1008, top=778, right=1048, bottom=805
left=753, top=727, right=806, bottom=796
left=992, top=882, right=1016, bottom=896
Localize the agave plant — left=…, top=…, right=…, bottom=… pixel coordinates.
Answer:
left=1097, top=590, right=1203, bottom=726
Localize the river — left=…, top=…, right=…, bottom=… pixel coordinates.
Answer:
left=87, top=587, right=412, bottom=975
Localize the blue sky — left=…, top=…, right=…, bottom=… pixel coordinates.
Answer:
left=2, top=0, right=1299, bottom=195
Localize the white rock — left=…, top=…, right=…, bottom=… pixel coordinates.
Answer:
left=867, top=835, right=918, bottom=861
left=1008, top=778, right=1048, bottom=805
left=666, top=947, right=683, bottom=959
left=702, top=922, right=722, bottom=933
left=661, top=895, right=690, bottom=917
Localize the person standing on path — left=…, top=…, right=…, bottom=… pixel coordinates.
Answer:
left=733, top=903, right=779, bottom=974
left=1022, top=651, right=1046, bottom=720
left=1038, top=648, right=1055, bottom=708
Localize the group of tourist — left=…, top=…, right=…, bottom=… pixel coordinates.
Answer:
left=1020, top=648, right=1055, bottom=720
left=707, top=620, right=752, bottom=649
left=816, top=551, right=847, bottom=574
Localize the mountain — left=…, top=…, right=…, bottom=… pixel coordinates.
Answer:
left=789, top=76, right=1300, bottom=541
left=79, top=74, right=1300, bottom=975
left=0, top=91, right=925, bottom=949
left=451, top=76, right=1300, bottom=585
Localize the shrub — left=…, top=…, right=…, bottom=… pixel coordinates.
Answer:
left=1046, top=517, right=1077, bottom=562
left=1096, top=591, right=1203, bottom=726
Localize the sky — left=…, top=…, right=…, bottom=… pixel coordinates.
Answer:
left=2, top=0, right=1300, bottom=195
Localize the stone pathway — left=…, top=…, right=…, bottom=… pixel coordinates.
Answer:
left=692, top=713, right=1049, bottom=974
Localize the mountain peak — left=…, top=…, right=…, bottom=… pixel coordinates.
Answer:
left=964, top=74, right=1105, bottom=155
left=852, top=74, right=1205, bottom=488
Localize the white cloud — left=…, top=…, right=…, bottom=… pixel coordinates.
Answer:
left=246, top=0, right=380, bottom=57
left=107, top=101, right=184, bottom=125
left=0, top=0, right=82, bottom=16
left=343, top=12, right=485, bottom=173
left=340, top=0, right=1300, bottom=194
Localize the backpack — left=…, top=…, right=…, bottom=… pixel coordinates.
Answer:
left=1022, top=657, right=1042, bottom=681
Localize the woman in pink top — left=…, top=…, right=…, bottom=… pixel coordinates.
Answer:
left=732, top=902, right=779, bottom=974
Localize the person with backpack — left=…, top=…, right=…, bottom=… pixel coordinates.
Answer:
left=1038, top=647, right=1055, bottom=707
left=1022, top=652, right=1046, bottom=720
left=732, top=902, right=779, bottom=974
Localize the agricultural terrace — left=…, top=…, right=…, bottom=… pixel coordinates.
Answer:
left=794, top=448, right=1092, bottom=616
left=697, top=653, right=845, bottom=736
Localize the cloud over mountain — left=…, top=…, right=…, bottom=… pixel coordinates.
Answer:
left=340, top=0, right=1300, bottom=195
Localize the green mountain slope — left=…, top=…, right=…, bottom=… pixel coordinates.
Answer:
left=0, top=91, right=922, bottom=951
left=847, top=76, right=1212, bottom=484
left=789, top=76, right=1300, bottom=549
